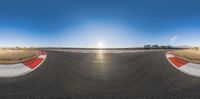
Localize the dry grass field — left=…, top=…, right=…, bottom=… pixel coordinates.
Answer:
left=0, top=48, right=39, bottom=64
left=172, top=48, right=200, bottom=64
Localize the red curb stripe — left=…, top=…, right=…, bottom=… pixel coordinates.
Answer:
left=168, top=57, right=188, bottom=68
left=40, top=51, right=46, bottom=55
left=23, top=58, right=44, bottom=69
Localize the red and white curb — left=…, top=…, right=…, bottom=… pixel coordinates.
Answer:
left=0, top=51, right=47, bottom=78
left=166, top=51, right=200, bottom=77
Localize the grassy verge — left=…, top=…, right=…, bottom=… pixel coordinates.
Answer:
left=0, top=48, right=39, bottom=64
left=172, top=48, right=200, bottom=64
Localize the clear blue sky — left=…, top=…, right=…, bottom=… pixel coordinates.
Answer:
left=0, top=0, right=200, bottom=48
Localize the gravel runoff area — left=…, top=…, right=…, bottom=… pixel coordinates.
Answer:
left=172, top=48, right=200, bottom=64
left=0, top=48, right=39, bottom=64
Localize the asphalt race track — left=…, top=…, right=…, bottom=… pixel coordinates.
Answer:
left=0, top=50, right=200, bottom=99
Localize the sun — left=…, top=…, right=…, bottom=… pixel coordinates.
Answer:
left=98, top=42, right=104, bottom=48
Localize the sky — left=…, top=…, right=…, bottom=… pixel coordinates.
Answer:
left=0, top=0, right=200, bottom=48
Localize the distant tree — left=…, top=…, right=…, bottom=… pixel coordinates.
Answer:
left=160, top=46, right=166, bottom=49
left=144, top=45, right=151, bottom=49
left=194, top=47, right=199, bottom=50
left=152, top=45, right=159, bottom=49
left=165, top=45, right=172, bottom=49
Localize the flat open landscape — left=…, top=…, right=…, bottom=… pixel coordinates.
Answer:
left=172, top=48, right=200, bottom=64
left=0, top=48, right=39, bottom=64
left=1, top=50, right=200, bottom=99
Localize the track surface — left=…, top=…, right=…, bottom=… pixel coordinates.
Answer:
left=0, top=50, right=200, bottom=99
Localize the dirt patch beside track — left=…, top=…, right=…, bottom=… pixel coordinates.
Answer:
left=172, top=48, right=200, bottom=64
left=0, top=48, right=39, bottom=64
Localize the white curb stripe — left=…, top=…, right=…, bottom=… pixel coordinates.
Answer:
left=179, top=63, right=200, bottom=77
left=0, top=50, right=47, bottom=78
left=38, top=55, right=46, bottom=59
left=166, top=51, right=200, bottom=77
left=0, top=63, right=32, bottom=77
left=166, top=54, right=175, bottom=58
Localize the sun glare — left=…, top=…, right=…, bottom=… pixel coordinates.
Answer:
left=98, top=42, right=104, bottom=48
